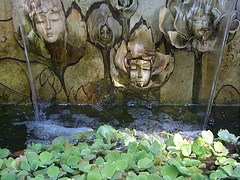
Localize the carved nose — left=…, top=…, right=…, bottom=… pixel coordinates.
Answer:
left=46, top=18, right=51, bottom=30
left=138, top=68, right=143, bottom=78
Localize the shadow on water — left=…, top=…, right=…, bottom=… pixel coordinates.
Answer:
left=0, top=104, right=239, bottom=152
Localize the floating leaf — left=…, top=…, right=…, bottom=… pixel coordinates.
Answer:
left=52, top=136, right=69, bottom=145
left=0, top=149, right=9, bottom=159
left=87, top=170, right=102, bottom=180
left=0, top=159, right=3, bottom=169
left=209, top=170, right=228, bottom=180
left=47, top=166, right=60, bottom=179
left=101, top=164, right=116, bottom=178
left=67, top=155, right=80, bottom=166
left=221, top=165, right=233, bottom=176
left=181, top=144, right=192, bottom=157
left=191, top=173, right=206, bottom=180
left=213, top=142, right=229, bottom=156
left=232, top=166, right=240, bottom=178
left=174, top=134, right=184, bottom=147
left=95, top=157, right=105, bottom=166
left=192, top=137, right=208, bottom=156
left=160, top=165, right=179, bottom=179
left=72, top=132, right=93, bottom=142
left=138, top=158, right=153, bottom=169
left=20, top=158, right=31, bottom=171
left=95, top=125, right=119, bottom=144
left=217, top=129, right=240, bottom=144
left=39, top=152, right=52, bottom=163
left=61, top=164, right=75, bottom=173
left=106, top=151, right=121, bottom=163
left=182, top=158, right=201, bottom=167
left=115, top=160, right=128, bottom=171
left=202, top=130, right=214, bottom=144
left=1, top=171, right=17, bottom=180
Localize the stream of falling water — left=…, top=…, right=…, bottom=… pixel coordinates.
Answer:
left=201, top=0, right=238, bottom=129
left=16, top=1, right=40, bottom=121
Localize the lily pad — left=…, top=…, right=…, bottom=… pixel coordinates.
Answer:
left=39, top=152, right=52, bottom=163
left=101, top=164, right=116, bottom=178
left=87, top=171, right=102, bottom=180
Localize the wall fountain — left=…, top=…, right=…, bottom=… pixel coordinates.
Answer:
left=0, top=0, right=239, bottom=152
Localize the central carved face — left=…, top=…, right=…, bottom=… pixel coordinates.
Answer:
left=118, top=0, right=132, bottom=8
left=34, top=8, right=65, bottom=43
left=100, top=24, right=113, bottom=45
left=129, top=59, right=151, bottom=87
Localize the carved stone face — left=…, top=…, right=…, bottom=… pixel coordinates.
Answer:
left=118, top=0, right=132, bottom=8
left=100, top=25, right=113, bottom=45
left=34, top=9, right=65, bottom=43
left=129, top=59, right=151, bottom=87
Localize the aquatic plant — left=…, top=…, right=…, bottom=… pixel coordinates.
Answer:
left=0, top=125, right=239, bottom=179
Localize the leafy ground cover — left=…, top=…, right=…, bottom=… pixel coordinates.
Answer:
left=0, top=125, right=239, bottom=180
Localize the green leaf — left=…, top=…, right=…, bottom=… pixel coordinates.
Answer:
left=6, top=157, right=14, bottom=168
left=160, top=165, right=178, bottom=180
left=221, top=164, right=233, bottom=176
left=87, top=171, right=102, bottom=180
left=209, top=170, right=228, bottom=180
left=39, top=152, right=52, bottom=163
left=106, top=150, right=121, bottom=163
left=52, top=136, right=69, bottom=145
left=47, top=166, right=60, bottom=179
left=115, top=160, right=128, bottom=171
left=101, top=164, right=116, bottom=178
left=182, top=158, right=202, bottom=167
left=137, top=158, right=153, bottom=169
left=72, top=132, right=93, bottom=142
left=217, top=129, right=239, bottom=144
left=174, top=134, right=184, bottom=147
left=0, top=159, right=3, bottom=169
left=1, top=171, right=17, bottom=180
left=128, top=142, right=138, bottom=154
left=168, top=159, right=191, bottom=176
left=192, top=137, right=208, bottom=156
left=61, top=164, right=75, bottom=173
left=0, top=149, right=9, bottom=159
left=202, top=130, right=214, bottom=144
left=213, top=142, right=229, bottom=156
left=232, top=166, right=240, bottom=178
left=95, top=125, right=119, bottom=144
left=181, top=144, right=192, bottom=157
left=191, top=174, right=206, bottom=180
left=67, top=155, right=80, bottom=166
left=25, top=151, right=39, bottom=165
left=20, top=158, right=31, bottom=171
left=95, top=157, right=105, bottom=166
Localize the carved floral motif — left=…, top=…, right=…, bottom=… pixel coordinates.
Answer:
left=159, top=0, right=240, bottom=52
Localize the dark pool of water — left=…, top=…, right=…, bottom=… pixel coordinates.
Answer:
left=0, top=104, right=239, bottom=153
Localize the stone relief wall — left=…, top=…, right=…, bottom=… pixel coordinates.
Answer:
left=0, top=0, right=239, bottom=105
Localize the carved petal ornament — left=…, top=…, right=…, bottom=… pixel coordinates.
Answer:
left=109, top=0, right=138, bottom=19
left=159, top=0, right=240, bottom=52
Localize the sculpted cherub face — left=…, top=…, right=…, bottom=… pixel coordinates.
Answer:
left=118, top=0, right=132, bottom=8
left=129, top=59, right=151, bottom=87
left=187, top=9, right=213, bottom=41
left=32, top=2, right=65, bottom=43
left=100, top=24, right=113, bottom=45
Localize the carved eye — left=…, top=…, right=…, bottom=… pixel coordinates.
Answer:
left=50, top=13, right=61, bottom=21
left=143, top=63, right=150, bottom=70
left=131, top=64, right=137, bottom=70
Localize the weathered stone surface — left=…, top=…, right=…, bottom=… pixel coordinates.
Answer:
left=160, top=50, right=194, bottom=104
left=0, top=60, right=30, bottom=102
left=214, top=30, right=240, bottom=104
left=0, top=0, right=12, bottom=20
left=64, top=42, right=104, bottom=102
left=214, top=85, right=240, bottom=104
